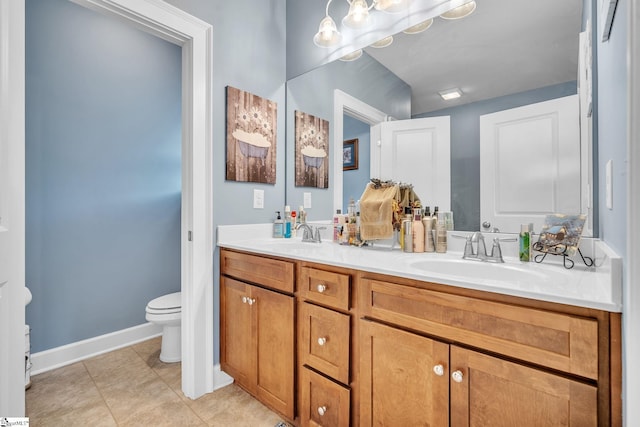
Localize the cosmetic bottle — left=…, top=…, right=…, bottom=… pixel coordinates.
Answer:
left=400, top=207, right=412, bottom=250
left=284, top=205, right=292, bottom=238
left=333, top=209, right=342, bottom=243
left=412, top=208, right=425, bottom=253
left=273, top=211, right=283, bottom=238
left=423, top=211, right=435, bottom=252
left=298, top=205, right=307, bottom=225
left=435, top=212, right=447, bottom=253
left=291, top=210, right=297, bottom=237
left=403, top=218, right=413, bottom=253
left=519, top=223, right=532, bottom=261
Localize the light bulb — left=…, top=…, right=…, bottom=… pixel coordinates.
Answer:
left=343, top=0, right=371, bottom=29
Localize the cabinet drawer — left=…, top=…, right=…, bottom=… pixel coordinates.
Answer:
left=299, top=266, right=350, bottom=311
left=221, top=249, right=294, bottom=293
left=301, top=302, right=350, bottom=384
left=360, top=277, right=599, bottom=380
left=300, top=367, right=350, bottom=427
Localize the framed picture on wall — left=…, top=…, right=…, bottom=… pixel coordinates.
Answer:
left=343, top=139, right=358, bottom=171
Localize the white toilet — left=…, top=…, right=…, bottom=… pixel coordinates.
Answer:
left=145, top=292, right=181, bottom=363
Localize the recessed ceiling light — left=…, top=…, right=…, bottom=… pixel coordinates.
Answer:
left=439, top=88, right=463, bottom=100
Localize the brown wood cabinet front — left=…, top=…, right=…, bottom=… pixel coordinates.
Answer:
left=300, top=367, right=350, bottom=427
left=220, top=276, right=295, bottom=419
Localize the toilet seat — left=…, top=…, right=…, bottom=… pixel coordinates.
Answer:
left=146, top=292, right=181, bottom=315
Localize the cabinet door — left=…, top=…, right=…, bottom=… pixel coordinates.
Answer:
left=450, top=346, right=597, bottom=427
left=254, top=285, right=295, bottom=419
left=300, top=367, right=350, bottom=427
left=360, top=320, right=449, bottom=426
left=220, top=277, right=254, bottom=391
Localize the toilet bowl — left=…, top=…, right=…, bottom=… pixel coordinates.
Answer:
left=145, top=292, right=181, bottom=363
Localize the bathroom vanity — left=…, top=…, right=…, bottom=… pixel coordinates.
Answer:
left=218, top=226, right=622, bottom=426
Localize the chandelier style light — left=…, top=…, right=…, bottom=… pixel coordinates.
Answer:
left=314, top=0, right=477, bottom=49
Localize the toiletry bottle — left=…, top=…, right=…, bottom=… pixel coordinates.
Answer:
left=333, top=209, right=341, bottom=242
left=403, top=217, right=413, bottom=253
left=347, top=198, right=357, bottom=245
left=273, top=211, right=283, bottom=238
left=519, top=223, right=532, bottom=261
left=291, top=210, right=297, bottom=237
left=400, top=207, right=412, bottom=250
left=412, top=208, right=425, bottom=253
left=423, top=211, right=435, bottom=252
left=435, top=211, right=447, bottom=253
left=298, top=205, right=306, bottom=225
left=284, top=205, right=292, bottom=238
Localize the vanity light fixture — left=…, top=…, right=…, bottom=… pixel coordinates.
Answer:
left=313, top=0, right=342, bottom=47
left=440, top=0, right=476, bottom=20
left=343, top=0, right=373, bottom=29
left=403, top=18, right=434, bottom=34
left=370, top=35, right=394, bottom=48
left=439, top=88, right=463, bottom=100
left=339, top=49, right=364, bottom=61
left=373, top=0, right=411, bottom=13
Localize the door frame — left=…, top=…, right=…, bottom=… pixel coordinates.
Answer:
left=333, top=89, right=389, bottom=213
left=4, top=0, right=215, bottom=401
left=0, top=0, right=26, bottom=415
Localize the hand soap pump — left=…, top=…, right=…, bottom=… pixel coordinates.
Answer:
left=284, top=205, right=292, bottom=238
left=273, top=211, right=283, bottom=238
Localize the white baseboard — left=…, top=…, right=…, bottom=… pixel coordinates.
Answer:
left=30, top=322, right=162, bottom=375
left=213, top=365, right=234, bottom=391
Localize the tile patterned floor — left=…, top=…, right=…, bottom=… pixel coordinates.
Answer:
left=25, top=337, right=286, bottom=426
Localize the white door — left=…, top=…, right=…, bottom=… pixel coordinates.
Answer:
left=480, top=95, right=580, bottom=233
left=371, top=117, right=451, bottom=211
left=0, top=0, right=26, bottom=416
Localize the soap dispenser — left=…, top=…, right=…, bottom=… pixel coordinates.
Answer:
left=283, top=205, right=292, bottom=238
left=273, top=211, right=283, bottom=238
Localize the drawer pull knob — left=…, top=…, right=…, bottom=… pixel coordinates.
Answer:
left=451, top=370, right=464, bottom=383
left=317, top=337, right=327, bottom=346
left=433, top=364, right=444, bottom=376
left=241, top=296, right=248, bottom=304
left=316, top=284, right=327, bottom=293
left=247, top=298, right=256, bottom=306
left=317, top=406, right=327, bottom=416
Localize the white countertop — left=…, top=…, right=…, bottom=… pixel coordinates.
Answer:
left=217, top=224, right=622, bottom=312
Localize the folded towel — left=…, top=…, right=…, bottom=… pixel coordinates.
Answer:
left=359, top=183, right=400, bottom=241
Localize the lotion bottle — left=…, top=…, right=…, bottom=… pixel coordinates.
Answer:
left=412, top=208, right=425, bottom=253
left=519, top=223, right=532, bottom=261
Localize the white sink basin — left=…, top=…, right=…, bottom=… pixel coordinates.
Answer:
left=408, top=258, right=561, bottom=287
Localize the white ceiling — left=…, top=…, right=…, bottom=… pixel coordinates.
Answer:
left=363, top=0, right=584, bottom=115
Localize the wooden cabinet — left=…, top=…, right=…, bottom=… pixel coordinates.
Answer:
left=220, top=250, right=295, bottom=420
left=358, top=273, right=615, bottom=427
left=298, top=265, right=354, bottom=427
left=360, top=319, right=597, bottom=427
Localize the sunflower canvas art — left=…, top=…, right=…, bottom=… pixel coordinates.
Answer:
left=294, top=110, right=329, bottom=188
left=226, top=86, right=277, bottom=184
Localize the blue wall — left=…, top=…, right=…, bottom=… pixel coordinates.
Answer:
left=26, top=0, right=182, bottom=352
left=415, top=82, right=577, bottom=231
left=26, top=0, right=287, bottom=362
left=343, top=115, right=371, bottom=212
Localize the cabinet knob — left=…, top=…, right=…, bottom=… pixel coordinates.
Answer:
left=317, top=405, right=327, bottom=416
left=451, top=370, right=464, bottom=383
left=317, top=337, right=327, bottom=346
left=247, top=298, right=256, bottom=306
left=241, top=296, right=248, bottom=304
left=316, top=284, right=327, bottom=293
left=433, top=364, right=445, bottom=376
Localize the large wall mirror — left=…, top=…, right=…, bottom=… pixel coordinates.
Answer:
left=285, top=0, right=594, bottom=235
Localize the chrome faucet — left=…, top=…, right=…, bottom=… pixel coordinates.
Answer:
left=296, top=223, right=324, bottom=243
left=455, top=231, right=516, bottom=263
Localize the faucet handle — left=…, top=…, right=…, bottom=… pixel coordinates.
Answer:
left=313, top=226, right=327, bottom=243
left=488, top=237, right=517, bottom=262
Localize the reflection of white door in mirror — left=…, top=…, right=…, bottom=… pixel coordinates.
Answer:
left=372, top=117, right=451, bottom=212
left=480, top=95, right=584, bottom=235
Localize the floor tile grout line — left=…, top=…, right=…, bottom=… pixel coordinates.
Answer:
left=81, top=358, right=120, bottom=426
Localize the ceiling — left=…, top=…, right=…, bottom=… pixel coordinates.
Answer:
left=363, top=0, right=584, bottom=115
